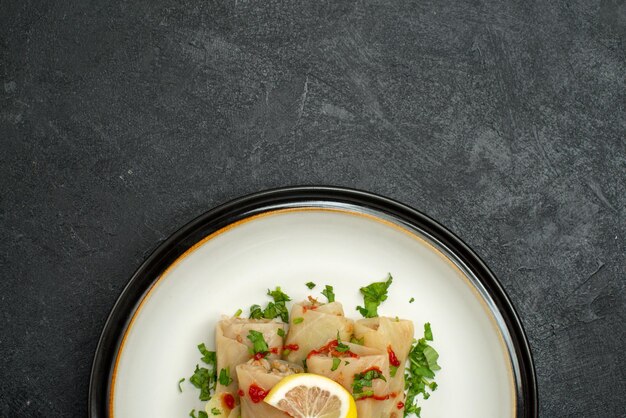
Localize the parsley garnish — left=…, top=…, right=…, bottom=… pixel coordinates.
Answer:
left=293, top=317, right=304, bottom=324
left=331, top=357, right=341, bottom=371
left=247, top=330, right=269, bottom=354
left=356, top=274, right=393, bottom=318
left=189, top=365, right=212, bottom=401
left=306, top=282, right=316, bottom=289
left=321, top=285, right=335, bottom=302
left=189, top=410, right=208, bottom=418
left=267, top=287, right=291, bottom=303
left=404, top=323, right=441, bottom=417
left=189, top=343, right=217, bottom=401
left=352, top=368, right=386, bottom=398
left=198, top=343, right=217, bottom=366
left=218, top=367, right=233, bottom=386
left=335, top=332, right=350, bottom=352
left=249, top=304, right=264, bottom=319
left=409, top=297, right=415, bottom=303
left=277, top=328, right=285, bottom=337
left=234, top=308, right=242, bottom=317
left=210, top=407, right=221, bottom=415
left=178, top=377, right=185, bottom=392
left=248, top=287, right=291, bottom=322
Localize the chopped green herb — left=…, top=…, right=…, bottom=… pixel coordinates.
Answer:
left=249, top=288, right=291, bottom=322
left=247, top=330, right=269, bottom=354
left=189, top=365, right=212, bottom=401
left=331, top=357, right=341, bottom=371
left=335, top=331, right=350, bottom=352
left=302, top=359, right=308, bottom=371
left=404, top=323, right=441, bottom=417
left=350, top=336, right=364, bottom=345
left=352, top=368, right=386, bottom=396
left=356, top=274, right=393, bottom=318
left=178, top=377, right=185, bottom=392
left=198, top=343, right=217, bottom=366
left=267, top=287, right=291, bottom=303
left=249, top=304, right=264, bottom=319
left=321, top=285, right=335, bottom=302
left=293, top=317, right=304, bottom=324
left=218, top=367, right=233, bottom=386
left=282, top=349, right=291, bottom=356
left=390, top=365, right=398, bottom=377
left=354, top=390, right=375, bottom=400
left=210, top=407, right=221, bottom=415
left=409, top=297, right=415, bottom=303
left=277, top=328, right=285, bottom=337
left=424, top=322, right=433, bottom=341
left=306, top=282, right=316, bottom=289
left=344, top=361, right=350, bottom=365
left=234, top=308, right=243, bottom=317
left=190, top=409, right=209, bottom=418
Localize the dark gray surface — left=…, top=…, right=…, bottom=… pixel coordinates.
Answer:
left=1, top=0, right=625, bottom=417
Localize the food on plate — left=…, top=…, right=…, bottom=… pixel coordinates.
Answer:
left=215, top=317, right=285, bottom=395
left=306, top=337, right=392, bottom=417
left=283, top=298, right=354, bottom=365
left=264, top=373, right=357, bottom=418
left=236, top=358, right=304, bottom=417
left=353, top=317, right=415, bottom=416
left=184, top=275, right=440, bottom=418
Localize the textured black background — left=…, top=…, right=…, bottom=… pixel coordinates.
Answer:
left=1, top=0, right=625, bottom=417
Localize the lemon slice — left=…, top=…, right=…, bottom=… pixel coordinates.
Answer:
left=264, top=373, right=357, bottom=418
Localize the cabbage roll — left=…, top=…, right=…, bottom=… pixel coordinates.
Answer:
left=215, top=317, right=286, bottom=395
left=236, top=358, right=303, bottom=418
left=306, top=340, right=392, bottom=417
left=354, top=317, right=414, bottom=417
left=283, top=300, right=353, bottom=364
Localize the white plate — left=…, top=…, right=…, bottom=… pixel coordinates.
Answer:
left=89, top=188, right=537, bottom=418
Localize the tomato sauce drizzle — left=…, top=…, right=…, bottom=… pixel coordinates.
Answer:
left=283, top=344, right=299, bottom=351
left=387, top=345, right=401, bottom=367
left=248, top=384, right=268, bottom=403
left=306, top=340, right=359, bottom=359
left=222, top=393, right=235, bottom=409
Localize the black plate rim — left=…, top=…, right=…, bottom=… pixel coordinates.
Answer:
left=88, top=185, right=538, bottom=418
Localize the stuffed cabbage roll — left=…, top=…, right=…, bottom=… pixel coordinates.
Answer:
left=236, top=358, right=303, bottom=418
left=283, top=299, right=353, bottom=364
left=306, top=340, right=392, bottom=417
left=354, top=317, right=414, bottom=417
left=215, top=317, right=286, bottom=395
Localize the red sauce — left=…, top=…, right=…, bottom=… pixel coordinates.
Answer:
left=307, top=340, right=359, bottom=359
left=253, top=351, right=269, bottom=360
left=222, top=393, right=235, bottom=409
left=238, top=389, right=244, bottom=397
left=302, top=304, right=318, bottom=313
left=387, top=345, right=401, bottom=367
left=248, top=384, right=268, bottom=403
left=397, top=401, right=405, bottom=409
left=269, top=347, right=279, bottom=354
left=283, top=344, right=299, bottom=351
